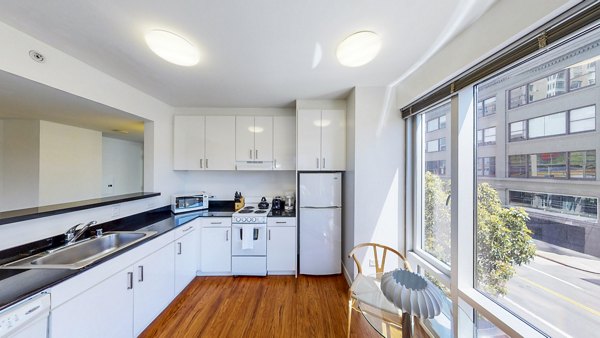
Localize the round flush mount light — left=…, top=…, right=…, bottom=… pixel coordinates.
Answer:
left=336, top=31, right=382, bottom=67
left=29, top=50, right=45, bottom=63
left=144, top=30, right=199, bottom=66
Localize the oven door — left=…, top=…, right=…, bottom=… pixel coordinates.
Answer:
left=231, top=224, right=267, bottom=256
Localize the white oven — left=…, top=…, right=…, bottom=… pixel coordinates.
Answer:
left=231, top=205, right=269, bottom=276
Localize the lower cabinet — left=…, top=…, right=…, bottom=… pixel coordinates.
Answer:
left=175, top=225, right=198, bottom=294
left=50, top=267, right=134, bottom=338
left=267, top=224, right=296, bottom=274
left=199, top=226, right=231, bottom=274
left=133, top=244, right=175, bottom=336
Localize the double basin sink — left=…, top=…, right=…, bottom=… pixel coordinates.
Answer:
left=1, top=231, right=156, bottom=270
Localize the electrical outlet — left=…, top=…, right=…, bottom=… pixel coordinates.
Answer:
left=369, top=259, right=375, bottom=267
left=111, top=204, right=120, bottom=218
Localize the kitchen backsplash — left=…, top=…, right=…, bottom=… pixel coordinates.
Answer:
left=182, top=171, right=295, bottom=200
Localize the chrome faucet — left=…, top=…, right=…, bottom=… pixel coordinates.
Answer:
left=65, top=221, right=97, bottom=244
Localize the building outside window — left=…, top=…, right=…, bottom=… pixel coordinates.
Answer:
left=477, top=157, right=496, bottom=177
left=474, top=30, right=600, bottom=338
left=427, top=115, right=447, bottom=132
left=477, top=96, right=497, bottom=117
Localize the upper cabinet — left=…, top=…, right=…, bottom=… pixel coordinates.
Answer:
left=273, top=116, right=296, bottom=170
left=173, top=116, right=205, bottom=170
left=173, top=116, right=235, bottom=170
left=205, top=116, right=236, bottom=170
left=235, top=116, right=273, bottom=162
left=297, top=109, right=345, bottom=171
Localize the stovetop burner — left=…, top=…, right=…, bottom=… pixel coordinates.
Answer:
left=254, top=210, right=267, bottom=214
left=238, top=209, right=253, bottom=214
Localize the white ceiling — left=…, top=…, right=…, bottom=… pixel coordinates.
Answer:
left=0, top=70, right=145, bottom=142
left=0, top=0, right=495, bottom=108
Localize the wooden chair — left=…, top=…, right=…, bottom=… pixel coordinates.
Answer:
left=347, top=243, right=412, bottom=338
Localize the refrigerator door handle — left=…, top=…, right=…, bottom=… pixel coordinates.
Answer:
left=300, top=206, right=341, bottom=209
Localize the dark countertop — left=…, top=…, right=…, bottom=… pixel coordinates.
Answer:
left=268, top=210, right=296, bottom=217
left=0, top=200, right=295, bottom=311
left=0, top=202, right=236, bottom=312
left=0, top=192, right=161, bottom=226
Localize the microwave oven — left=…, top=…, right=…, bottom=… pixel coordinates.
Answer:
left=171, top=193, right=209, bottom=214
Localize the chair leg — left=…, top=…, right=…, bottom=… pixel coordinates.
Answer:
left=347, top=290, right=354, bottom=338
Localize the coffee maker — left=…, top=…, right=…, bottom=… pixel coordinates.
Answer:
left=272, top=196, right=285, bottom=211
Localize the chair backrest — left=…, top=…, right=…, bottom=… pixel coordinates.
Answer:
left=348, top=243, right=411, bottom=275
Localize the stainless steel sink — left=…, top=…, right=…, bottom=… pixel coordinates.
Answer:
left=1, top=231, right=156, bottom=270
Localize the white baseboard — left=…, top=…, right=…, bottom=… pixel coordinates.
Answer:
left=342, top=263, right=353, bottom=286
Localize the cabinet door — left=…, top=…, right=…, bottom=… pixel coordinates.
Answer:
left=267, top=226, right=296, bottom=273
left=297, top=109, right=322, bottom=170
left=200, top=227, right=231, bottom=274
left=175, top=229, right=198, bottom=294
left=173, top=116, right=205, bottom=170
left=273, top=116, right=296, bottom=170
left=320, top=109, right=346, bottom=170
left=235, top=116, right=255, bottom=161
left=205, top=116, right=236, bottom=170
left=253, top=116, right=273, bottom=161
left=50, top=267, right=134, bottom=338
left=133, top=244, right=175, bottom=336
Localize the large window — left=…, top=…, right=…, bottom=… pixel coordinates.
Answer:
left=418, top=103, right=451, bottom=266
left=475, top=31, right=600, bottom=338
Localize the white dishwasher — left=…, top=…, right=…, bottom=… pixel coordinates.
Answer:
left=0, top=293, right=50, bottom=338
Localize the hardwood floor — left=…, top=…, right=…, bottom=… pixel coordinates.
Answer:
left=140, top=274, right=381, bottom=338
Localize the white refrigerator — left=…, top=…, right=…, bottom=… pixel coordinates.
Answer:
left=299, top=172, right=342, bottom=275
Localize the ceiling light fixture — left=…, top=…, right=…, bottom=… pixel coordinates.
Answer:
left=144, top=30, right=199, bottom=66
left=336, top=31, right=382, bottom=67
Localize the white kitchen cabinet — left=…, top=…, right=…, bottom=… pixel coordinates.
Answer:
left=173, top=116, right=205, bottom=170
left=235, top=116, right=273, bottom=162
left=320, top=109, right=346, bottom=170
left=273, top=116, right=296, bottom=170
left=173, top=115, right=235, bottom=170
left=205, top=116, right=236, bottom=170
left=174, top=224, right=197, bottom=294
left=133, top=244, right=175, bottom=336
left=297, top=109, right=345, bottom=171
left=50, top=267, right=134, bottom=338
left=199, top=218, right=232, bottom=275
left=267, top=218, right=296, bottom=274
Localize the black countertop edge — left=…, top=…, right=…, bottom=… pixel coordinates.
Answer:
left=0, top=192, right=161, bottom=226
left=268, top=210, right=296, bottom=217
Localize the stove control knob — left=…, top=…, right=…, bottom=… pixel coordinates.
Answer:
left=252, top=217, right=256, bottom=222
left=236, top=217, right=240, bottom=222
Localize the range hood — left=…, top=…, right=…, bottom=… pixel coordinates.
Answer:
left=236, top=161, right=273, bottom=171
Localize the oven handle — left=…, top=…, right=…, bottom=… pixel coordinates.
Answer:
left=232, top=224, right=266, bottom=229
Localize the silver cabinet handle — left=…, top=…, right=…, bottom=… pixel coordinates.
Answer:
left=316, top=158, right=320, bottom=169
left=177, top=242, right=182, bottom=255
left=268, top=229, right=271, bottom=240
left=276, top=221, right=286, bottom=224
left=255, top=149, right=258, bottom=159
left=249, top=149, right=253, bottom=159
left=200, top=159, right=203, bottom=169
left=205, top=158, right=208, bottom=169
left=322, top=158, right=325, bottom=168
left=127, top=272, right=133, bottom=289
left=226, top=230, right=229, bottom=241
left=210, top=221, right=222, bottom=225
left=138, top=266, right=144, bottom=282
left=182, top=226, right=193, bottom=232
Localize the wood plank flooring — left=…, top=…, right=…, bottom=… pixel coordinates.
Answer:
left=140, top=274, right=381, bottom=338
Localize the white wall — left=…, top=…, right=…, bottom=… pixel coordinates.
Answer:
left=38, top=121, right=102, bottom=206
left=183, top=171, right=295, bottom=200
left=344, top=87, right=405, bottom=279
left=102, top=137, right=143, bottom=196
left=1, top=120, right=40, bottom=211
left=395, top=0, right=572, bottom=109
left=0, top=120, right=3, bottom=206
